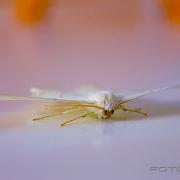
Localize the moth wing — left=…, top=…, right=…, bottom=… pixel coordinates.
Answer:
left=0, top=95, right=53, bottom=101
left=0, top=95, right=78, bottom=103
left=74, top=85, right=101, bottom=94
left=116, top=84, right=180, bottom=107
left=30, top=88, right=63, bottom=99
left=0, top=95, right=94, bottom=120
left=32, top=101, right=88, bottom=121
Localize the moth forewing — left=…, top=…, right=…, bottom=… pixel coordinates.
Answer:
left=0, top=94, right=103, bottom=124
left=33, top=103, right=87, bottom=122
left=30, top=100, right=103, bottom=122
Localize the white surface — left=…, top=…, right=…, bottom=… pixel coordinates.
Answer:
left=0, top=92, right=180, bottom=180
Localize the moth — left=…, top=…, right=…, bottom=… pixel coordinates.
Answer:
left=0, top=84, right=179, bottom=127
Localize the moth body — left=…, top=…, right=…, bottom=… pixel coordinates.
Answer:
left=87, top=90, right=118, bottom=119
left=0, top=84, right=180, bottom=126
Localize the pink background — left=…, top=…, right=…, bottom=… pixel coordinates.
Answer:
left=0, top=0, right=180, bottom=180
left=0, top=0, right=180, bottom=94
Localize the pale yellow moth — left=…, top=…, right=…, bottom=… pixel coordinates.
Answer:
left=0, top=84, right=179, bottom=126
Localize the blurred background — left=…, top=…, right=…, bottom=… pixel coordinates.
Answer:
left=1, top=1, right=180, bottom=180
left=0, top=0, right=180, bottom=94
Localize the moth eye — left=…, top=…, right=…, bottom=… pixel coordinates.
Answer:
left=110, top=110, right=114, bottom=114
left=103, top=110, right=108, bottom=114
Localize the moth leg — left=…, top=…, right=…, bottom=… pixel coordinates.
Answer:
left=61, top=112, right=94, bottom=127
left=120, top=105, right=148, bottom=116
left=33, top=108, right=81, bottom=121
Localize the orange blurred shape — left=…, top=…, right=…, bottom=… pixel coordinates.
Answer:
left=15, top=0, right=49, bottom=24
left=163, top=0, right=180, bottom=24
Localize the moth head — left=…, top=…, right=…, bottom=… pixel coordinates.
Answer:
left=102, top=109, right=114, bottom=119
